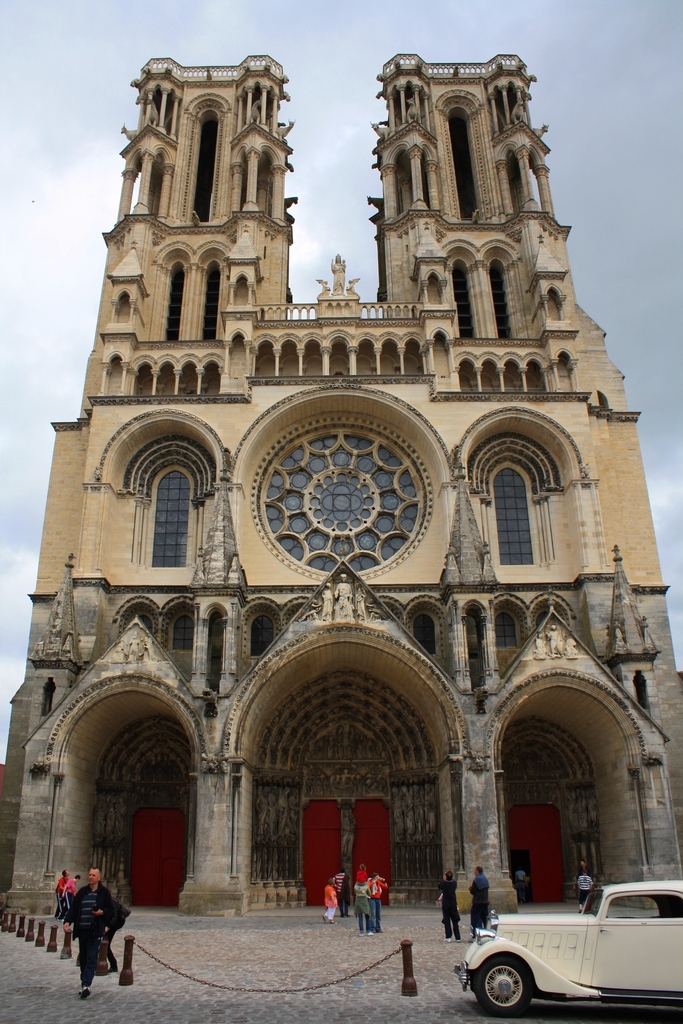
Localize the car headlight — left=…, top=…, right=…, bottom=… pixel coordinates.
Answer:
left=488, top=908, right=499, bottom=933
left=457, top=960, right=469, bottom=991
left=475, top=927, right=498, bottom=945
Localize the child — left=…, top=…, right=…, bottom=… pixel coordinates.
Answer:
left=323, top=878, right=338, bottom=923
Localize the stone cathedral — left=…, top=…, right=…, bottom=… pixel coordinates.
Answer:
left=1, top=53, right=681, bottom=915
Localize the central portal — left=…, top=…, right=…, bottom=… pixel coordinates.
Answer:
left=302, top=799, right=391, bottom=905
left=250, top=670, right=445, bottom=906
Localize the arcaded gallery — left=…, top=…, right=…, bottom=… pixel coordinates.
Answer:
left=1, top=52, right=681, bottom=915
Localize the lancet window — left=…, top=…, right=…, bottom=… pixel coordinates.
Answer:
left=166, top=267, right=185, bottom=341
left=448, top=114, right=477, bottom=219
left=250, top=615, right=274, bottom=656
left=203, top=267, right=220, bottom=340
left=495, top=612, right=517, bottom=648
left=152, top=471, right=191, bottom=567
left=493, top=468, right=533, bottom=565
left=413, top=614, right=436, bottom=655
left=172, top=614, right=194, bottom=650
left=452, top=268, right=474, bottom=337
left=489, top=264, right=511, bottom=338
left=194, top=118, right=218, bottom=222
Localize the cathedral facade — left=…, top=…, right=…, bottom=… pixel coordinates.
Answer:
left=1, top=53, right=681, bottom=915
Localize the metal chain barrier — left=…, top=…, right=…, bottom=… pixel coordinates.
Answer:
left=135, top=939, right=402, bottom=993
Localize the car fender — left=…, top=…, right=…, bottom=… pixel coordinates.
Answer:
left=465, top=937, right=598, bottom=999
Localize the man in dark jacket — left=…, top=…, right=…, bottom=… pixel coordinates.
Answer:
left=64, top=868, right=115, bottom=998
left=469, top=865, right=489, bottom=936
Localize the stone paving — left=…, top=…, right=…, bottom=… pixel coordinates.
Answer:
left=0, top=907, right=680, bottom=1024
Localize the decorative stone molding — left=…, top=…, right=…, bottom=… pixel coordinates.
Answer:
left=29, top=759, right=52, bottom=776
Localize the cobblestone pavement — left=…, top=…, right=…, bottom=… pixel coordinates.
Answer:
left=1, top=907, right=681, bottom=1024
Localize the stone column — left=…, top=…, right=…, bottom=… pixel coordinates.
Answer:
left=191, top=610, right=210, bottom=687
left=388, top=89, right=396, bottom=131
left=381, top=164, right=398, bottom=218
left=516, top=148, right=537, bottom=209
left=158, top=88, right=170, bottom=131
left=151, top=369, right=159, bottom=395
left=497, top=366, right=505, bottom=392
left=196, top=367, right=204, bottom=394
left=471, top=261, right=498, bottom=339
left=158, top=163, right=174, bottom=219
left=173, top=369, right=181, bottom=395
left=120, top=361, right=130, bottom=395
left=244, top=149, right=259, bottom=210
left=180, top=770, right=235, bottom=913
left=230, top=162, right=244, bottom=212
left=501, top=86, right=510, bottom=125
left=489, top=93, right=499, bottom=135
left=425, top=159, right=440, bottom=209
left=170, top=95, right=179, bottom=138
left=260, top=86, right=269, bottom=126
left=297, top=347, right=304, bottom=375
left=245, top=87, right=254, bottom=124
left=117, top=168, right=138, bottom=222
left=533, top=164, right=554, bottom=215
left=495, top=160, right=513, bottom=217
left=409, top=146, right=426, bottom=207
left=321, top=345, right=330, bottom=375
left=398, top=344, right=405, bottom=375
left=100, top=363, right=111, bottom=395
left=374, top=346, right=382, bottom=375
left=568, top=359, right=579, bottom=391
left=548, top=358, right=559, bottom=391
left=271, top=164, right=286, bottom=221
left=273, top=347, right=281, bottom=377
left=398, top=86, right=406, bottom=124
left=519, top=367, right=528, bottom=392
left=348, top=345, right=357, bottom=375
left=133, top=151, right=154, bottom=213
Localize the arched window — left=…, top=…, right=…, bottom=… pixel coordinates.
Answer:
left=526, top=360, right=545, bottom=392
left=208, top=612, right=224, bottom=690
left=493, top=469, right=533, bottom=565
left=173, top=614, right=194, bottom=650
left=448, top=115, right=477, bottom=218
left=251, top=615, right=274, bottom=656
left=465, top=610, right=485, bottom=689
left=203, top=268, right=220, bottom=340
left=557, top=352, right=572, bottom=390
left=116, top=292, right=131, bottom=323
left=193, top=119, right=218, bottom=222
left=166, top=268, right=185, bottom=341
left=495, top=612, right=517, bottom=648
left=458, top=359, right=477, bottom=391
left=139, top=614, right=154, bottom=633
left=453, top=268, right=474, bottom=337
left=489, top=265, right=511, bottom=338
left=503, top=360, right=523, bottom=391
left=547, top=289, right=562, bottom=321
left=413, top=614, right=436, bottom=655
left=425, top=274, right=441, bottom=305
left=633, top=671, right=648, bottom=710
left=234, top=276, right=249, bottom=305
left=41, top=678, right=56, bottom=717
left=152, top=471, right=190, bottom=567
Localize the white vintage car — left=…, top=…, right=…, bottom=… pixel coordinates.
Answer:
left=458, top=881, right=683, bottom=1017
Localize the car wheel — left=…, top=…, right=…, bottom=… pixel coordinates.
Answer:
left=472, top=955, right=534, bottom=1018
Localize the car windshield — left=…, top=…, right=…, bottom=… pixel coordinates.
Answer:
left=582, top=888, right=603, bottom=916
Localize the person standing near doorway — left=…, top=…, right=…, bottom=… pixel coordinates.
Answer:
left=353, top=875, right=372, bottom=935
left=323, top=878, right=338, bottom=923
left=334, top=868, right=351, bottom=917
left=577, top=862, right=593, bottom=909
left=438, top=870, right=460, bottom=942
left=368, top=873, right=387, bottom=934
left=63, top=868, right=115, bottom=999
left=468, top=866, right=489, bottom=936
left=513, top=866, right=527, bottom=903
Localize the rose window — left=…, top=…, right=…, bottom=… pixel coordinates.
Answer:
left=263, top=433, right=423, bottom=573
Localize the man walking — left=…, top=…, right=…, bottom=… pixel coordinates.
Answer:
left=63, top=868, right=115, bottom=998
left=468, top=865, right=489, bottom=936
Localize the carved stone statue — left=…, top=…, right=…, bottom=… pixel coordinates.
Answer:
left=331, top=254, right=346, bottom=295
left=547, top=624, right=564, bottom=658
left=321, top=584, right=334, bottom=623
left=533, top=633, right=547, bottom=660
left=341, top=806, right=355, bottom=867
left=334, top=575, right=354, bottom=621
left=406, top=93, right=420, bottom=122
left=121, top=124, right=138, bottom=142
left=275, top=120, right=295, bottom=139
left=124, top=631, right=150, bottom=663
left=371, top=122, right=390, bottom=141
left=346, top=278, right=360, bottom=298
left=250, top=98, right=262, bottom=123
left=354, top=587, right=367, bottom=623
left=563, top=634, right=579, bottom=659
left=315, top=279, right=330, bottom=296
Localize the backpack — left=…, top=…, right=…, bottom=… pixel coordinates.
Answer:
left=111, top=896, right=131, bottom=927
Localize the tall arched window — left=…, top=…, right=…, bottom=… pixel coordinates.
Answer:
left=489, top=265, right=511, bottom=338
left=495, top=612, right=517, bottom=648
left=203, top=268, right=220, bottom=340
left=250, top=615, right=273, bottom=656
left=194, top=119, right=218, bottom=222
left=41, top=678, right=56, bottom=717
left=493, top=468, right=533, bottom=565
left=208, top=612, right=224, bottom=690
left=465, top=610, right=485, bottom=689
left=452, top=268, right=474, bottom=337
left=166, top=268, right=185, bottom=341
left=152, top=471, right=190, bottom=567
left=173, top=614, right=194, bottom=650
left=448, top=115, right=477, bottom=218
left=413, top=614, right=436, bottom=655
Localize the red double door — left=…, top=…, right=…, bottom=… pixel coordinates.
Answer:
left=130, top=808, right=185, bottom=906
left=303, top=800, right=391, bottom=905
left=508, top=804, right=564, bottom=902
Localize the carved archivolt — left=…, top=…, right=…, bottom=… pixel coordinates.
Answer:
left=502, top=717, right=594, bottom=782
left=97, top=715, right=191, bottom=783
left=97, top=409, right=230, bottom=481
left=122, top=434, right=216, bottom=498
left=468, top=431, right=561, bottom=495
left=454, top=407, right=587, bottom=479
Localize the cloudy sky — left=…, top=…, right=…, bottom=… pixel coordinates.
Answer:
left=0, top=0, right=681, bottom=758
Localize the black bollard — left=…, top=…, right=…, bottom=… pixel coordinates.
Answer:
left=119, top=934, right=135, bottom=986
left=96, top=938, right=109, bottom=976
left=8, top=912, right=17, bottom=933
left=60, top=928, right=73, bottom=959
left=400, top=938, right=418, bottom=997
left=47, top=924, right=58, bottom=952
left=35, top=920, right=46, bottom=947
left=1, top=911, right=8, bottom=932
left=25, top=917, right=35, bottom=942
left=16, top=914, right=26, bottom=938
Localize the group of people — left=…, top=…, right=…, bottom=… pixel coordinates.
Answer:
left=57, top=867, right=130, bottom=999
left=322, top=864, right=388, bottom=935
left=437, top=866, right=489, bottom=942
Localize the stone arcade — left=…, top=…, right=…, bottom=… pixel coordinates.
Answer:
left=1, top=53, right=681, bottom=915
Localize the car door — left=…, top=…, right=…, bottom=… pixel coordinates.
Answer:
left=591, top=892, right=683, bottom=993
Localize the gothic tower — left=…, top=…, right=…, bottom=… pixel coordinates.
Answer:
left=0, top=53, right=680, bottom=916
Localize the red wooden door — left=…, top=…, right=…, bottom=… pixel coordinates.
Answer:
left=303, top=801, right=341, bottom=905
left=130, top=808, right=185, bottom=906
left=353, top=800, right=391, bottom=902
left=508, top=804, right=564, bottom=902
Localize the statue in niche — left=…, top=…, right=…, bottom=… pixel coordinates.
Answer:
left=425, top=786, right=437, bottom=839
left=250, top=97, right=262, bottom=123
left=547, top=623, right=564, bottom=658
left=563, top=634, right=579, bottom=659
left=334, top=575, right=354, bottom=621
left=331, top=254, right=346, bottom=295
left=510, top=93, right=526, bottom=124
left=406, top=93, right=420, bottom=122
left=123, top=628, right=151, bottom=663
left=321, top=585, right=334, bottom=623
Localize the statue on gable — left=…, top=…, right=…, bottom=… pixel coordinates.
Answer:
left=334, top=574, right=354, bottom=621
left=331, top=254, right=346, bottom=295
